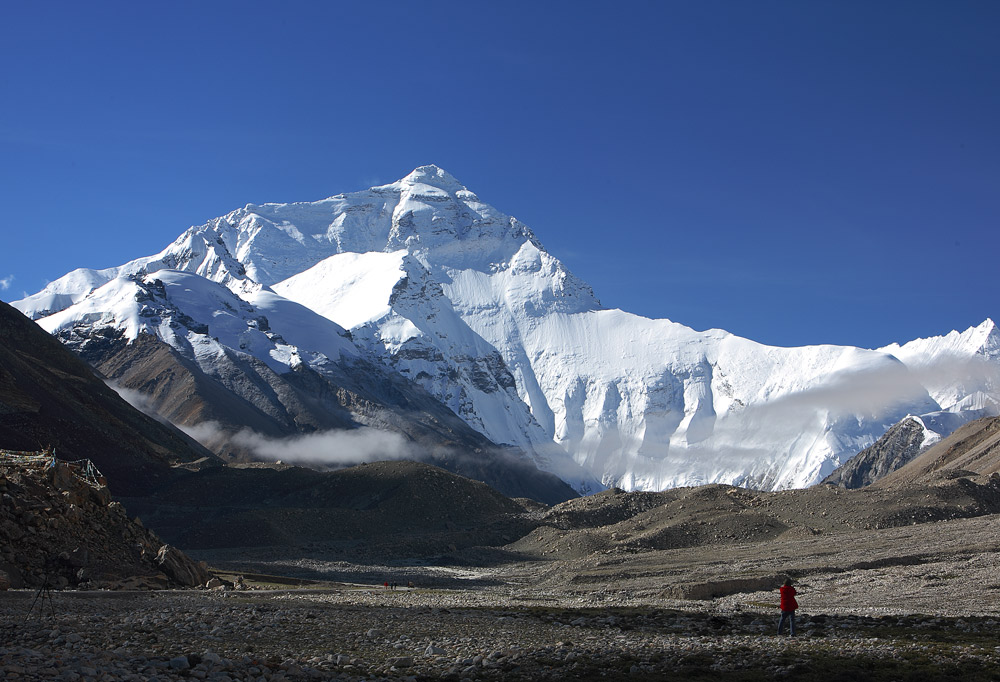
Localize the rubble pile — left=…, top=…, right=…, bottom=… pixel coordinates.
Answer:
left=0, top=451, right=210, bottom=590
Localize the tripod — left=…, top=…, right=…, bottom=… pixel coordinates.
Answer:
left=24, top=573, right=56, bottom=623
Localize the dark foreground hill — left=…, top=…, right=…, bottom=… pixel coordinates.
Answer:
left=0, top=454, right=209, bottom=589
left=0, top=300, right=220, bottom=496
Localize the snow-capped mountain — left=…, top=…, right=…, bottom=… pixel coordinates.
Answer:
left=13, top=165, right=1000, bottom=492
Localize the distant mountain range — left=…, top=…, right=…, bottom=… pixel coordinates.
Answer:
left=12, top=165, right=1000, bottom=492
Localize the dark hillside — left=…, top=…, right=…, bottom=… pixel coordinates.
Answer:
left=70, top=324, right=578, bottom=505
left=120, top=460, right=538, bottom=559
left=0, top=300, right=219, bottom=496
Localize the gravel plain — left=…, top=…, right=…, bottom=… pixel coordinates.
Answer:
left=7, top=467, right=1000, bottom=680
left=4, top=566, right=1000, bottom=681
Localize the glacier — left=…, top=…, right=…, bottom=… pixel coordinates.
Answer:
left=13, top=165, right=1000, bottom=492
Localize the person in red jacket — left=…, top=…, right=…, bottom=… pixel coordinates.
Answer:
left=778, top=577, right=798, bottom=636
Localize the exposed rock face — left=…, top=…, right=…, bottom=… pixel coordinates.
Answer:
left=0, top=454, right=210, bottom=589
left=55, top=287, right=578, bottom=505
left=875, top=415, right=1000, bottom=488
left=822, top=417, right=929, bottom=489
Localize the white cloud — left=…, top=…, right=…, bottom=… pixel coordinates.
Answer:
left=179, top=421, right=412, bottom=465
left=0, top=275, right=13, bottom=290
left=105, top=381, right=173, bottom=425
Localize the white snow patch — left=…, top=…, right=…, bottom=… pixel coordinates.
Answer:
left=273, top=251, right=407, bottom=329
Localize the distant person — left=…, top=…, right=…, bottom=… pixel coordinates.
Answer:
left=778, top=578, right=798, bottom=636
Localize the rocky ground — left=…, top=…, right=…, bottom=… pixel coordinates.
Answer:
left=6, top=451, right=1000, bottom=679
left=3, top=579, right=1000, bottom=681
left=4, top=507, right=999, bottom=681
left=0, top=456, right=209, bottom=590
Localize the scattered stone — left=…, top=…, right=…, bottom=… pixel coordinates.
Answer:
left=167, top=655, right=190, bottom=670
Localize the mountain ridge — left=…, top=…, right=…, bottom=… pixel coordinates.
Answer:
left=13, top=166, right=999, bottom=492
left=0, top=299, right=221, bottom=496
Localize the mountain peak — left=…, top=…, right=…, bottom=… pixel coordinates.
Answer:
left=399, top=165, right=467, bottom=192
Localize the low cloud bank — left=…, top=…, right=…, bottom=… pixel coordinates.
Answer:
left=611, top=354, right=1000, bottom=490
left=179, top=421, right=412, bottom=465
left=106, top=382, right=174, bottom=425
left=724, top=354, right=999, bottom=430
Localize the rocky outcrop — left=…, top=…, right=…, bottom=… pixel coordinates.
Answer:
left=0, top=454, right=212, bottom=589
left=822, top=417, right=929, bottom=488
left=875, top=415, right=1000, bottom=487
left=156, top=544, right=211, bottom=587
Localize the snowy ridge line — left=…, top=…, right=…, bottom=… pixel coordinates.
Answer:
left=13, top=166, right=1000, bottom=492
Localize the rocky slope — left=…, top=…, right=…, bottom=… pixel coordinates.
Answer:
left=501, top=471, right=1000, bottom=565
left=821, top=416, right=933, bottom=488
left=875, top=414, right=1000, bottom=488
left=0, top=453, right=209, bottom=589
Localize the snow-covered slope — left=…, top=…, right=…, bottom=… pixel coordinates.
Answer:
left=14, top=166, right=999, bottom=491
left=879, top=319, right=1000, bottom=413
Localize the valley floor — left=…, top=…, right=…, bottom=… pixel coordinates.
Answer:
left=5, top=509, right=1000, bottom=680
left=195, top=511, right=1000, bottom=618
left=6, top=511, right=1000, bottom=682
left=2, top=585, right=1000, bottom=681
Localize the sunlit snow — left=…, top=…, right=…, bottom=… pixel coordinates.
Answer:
left=14, top=166, right=1000, bottom=492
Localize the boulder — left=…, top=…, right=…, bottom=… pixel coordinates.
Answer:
left=155, top=544, right=211, bottom=587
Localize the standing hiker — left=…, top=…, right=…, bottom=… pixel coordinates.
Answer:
left=777, top=577, right=798, bottom=636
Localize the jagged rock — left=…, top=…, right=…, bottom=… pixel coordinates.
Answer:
left=47, top=462, right=78, bottom=492
left=823, top=417, right=929, bottom=488
left=156, top=544, right=211, bottom=587
left=88, top=485, right=112, bottom=507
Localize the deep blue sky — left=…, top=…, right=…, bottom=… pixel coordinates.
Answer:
left=2, top=1, right=997, bottom=349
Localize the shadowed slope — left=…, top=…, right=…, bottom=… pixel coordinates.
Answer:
left=0, top=300, right=219, bottom=496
